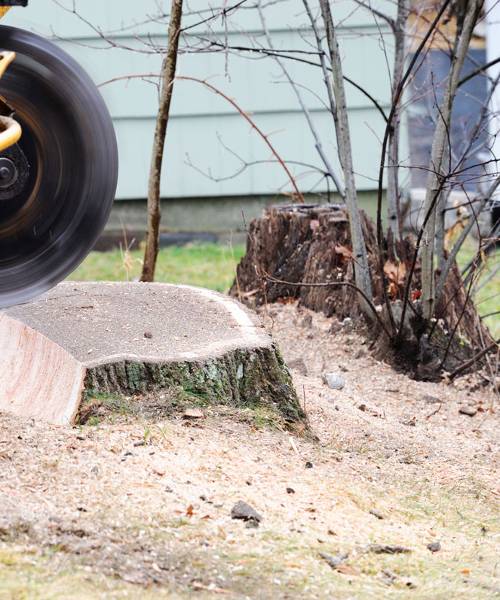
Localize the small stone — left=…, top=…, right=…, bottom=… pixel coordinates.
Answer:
left=245, top=520, right=259, bottom=529
left=230, top=501, right=262, bottom=524
left=183, top=408, right=205, bottom=419
left=322, top=373, right=346, bottom=390
left=342, top=317, right=353, bottom=331
left=144, top=331, right=153, bottom=339
left=305, top=461, right=314, bottom=469
left=427, top=541, right=441, bottom=553
left=319, top=552, right=349, bottom=570
left=286, top=487, right=296, bottom=494
left=354, top=348, right=366, bottom=359
left=459, top=406, right=477, bottom=417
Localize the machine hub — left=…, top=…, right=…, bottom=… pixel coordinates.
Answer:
left=0, top=156, right=18, bottom=189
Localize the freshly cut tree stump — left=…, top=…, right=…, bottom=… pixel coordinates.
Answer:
left=0, top=282, right=303, bottom=426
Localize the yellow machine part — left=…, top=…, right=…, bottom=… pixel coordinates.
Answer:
left=0, top=8, right=22, bottom=152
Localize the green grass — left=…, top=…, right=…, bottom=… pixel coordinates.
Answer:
left=456, top=240, right=499, bottom=338
left=70, top=242, right=245, bottom=293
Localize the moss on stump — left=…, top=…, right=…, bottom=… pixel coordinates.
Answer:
left=79, top=343, right=305, bottom=429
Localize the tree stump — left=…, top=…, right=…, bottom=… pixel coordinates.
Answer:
left=230, top=204, right=493, bottom=376
left=230, top=204, right=383, bottom=319
left=0, top=282, right=304, bottom=427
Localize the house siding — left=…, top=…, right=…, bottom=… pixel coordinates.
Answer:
left=4, top=0, right=396, bottom=201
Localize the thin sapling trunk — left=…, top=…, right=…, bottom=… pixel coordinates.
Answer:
left=141, top=0, right=183, bottom=282
left=318, top=0, right=373, bottom=313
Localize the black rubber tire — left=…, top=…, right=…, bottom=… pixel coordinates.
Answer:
left=0, top=25, right=118, bottom=308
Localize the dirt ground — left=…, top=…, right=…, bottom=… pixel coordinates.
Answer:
left=0, top=303, right=498, bottom=599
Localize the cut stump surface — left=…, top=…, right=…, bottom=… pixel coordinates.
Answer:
left=0, top=282, right=302, bottom=426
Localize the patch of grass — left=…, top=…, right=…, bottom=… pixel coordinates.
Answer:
left=70, top=242, right=245, bottom=293
left=457, top=239, right=499, bottom=337
left=79, top=392, right=135, bottom=425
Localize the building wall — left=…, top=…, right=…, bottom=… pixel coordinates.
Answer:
left=4, top=0, right=395, bottom=206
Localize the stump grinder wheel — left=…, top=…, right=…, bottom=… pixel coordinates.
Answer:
left=0, top=26, right=118, bottom=308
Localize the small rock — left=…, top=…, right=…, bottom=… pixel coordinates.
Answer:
left=230, top=501, right=262, bottom=524
left=342, top=317, right=353, bottom=331
left=459, top=406, right=477, bottom=417
left=288, top=358, right=308, bottom=376
left=286, top=487, right=296, bottom=494
left=319, top=552, right=349, bottom=570
left=183, top=408, right=205, bottom=419
left=369, top=509, right=384, bottom=520
left=368, top=544, right=411, bottom=554
left=305, top=461, right=314, bottom=469
left=354, top=348, right=366, bottom=359
left=245, top=520, right=259, bottom=529
left=427, top=541, right=441, bottom=553
left=144, top=331, right=153, bottom=339
left=322, top=373, right=346, bottom=390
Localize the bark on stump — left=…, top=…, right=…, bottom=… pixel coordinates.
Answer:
left=230, top=204, right=383, bottom=319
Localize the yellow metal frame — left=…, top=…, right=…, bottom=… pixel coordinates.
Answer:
left=0, top=7, right=22, bottom=152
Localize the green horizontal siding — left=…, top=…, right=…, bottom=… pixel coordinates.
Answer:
left=4, top=0, right=398, bottom=199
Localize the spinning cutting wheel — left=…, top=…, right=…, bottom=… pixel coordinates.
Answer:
left=0, top=22, right=118, bottom=308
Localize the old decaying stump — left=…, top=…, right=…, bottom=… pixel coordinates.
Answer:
left=230, top=204, right=492, bottom=373
left=0, top=282, right=305, bottom=427
left=231, top=204, right=384, bottom=319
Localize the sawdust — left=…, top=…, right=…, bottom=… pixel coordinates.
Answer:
left=0, top=302, right=498, bottom=599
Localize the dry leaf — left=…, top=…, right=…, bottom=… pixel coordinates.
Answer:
left=384, top=260, right=407, bottom=298
left=384, top=260, right=407, bottom=284
left=334, top=245, right=353, bottom=260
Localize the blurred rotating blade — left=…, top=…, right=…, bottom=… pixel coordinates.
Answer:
left=0, top=25, right=118, bottom=308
